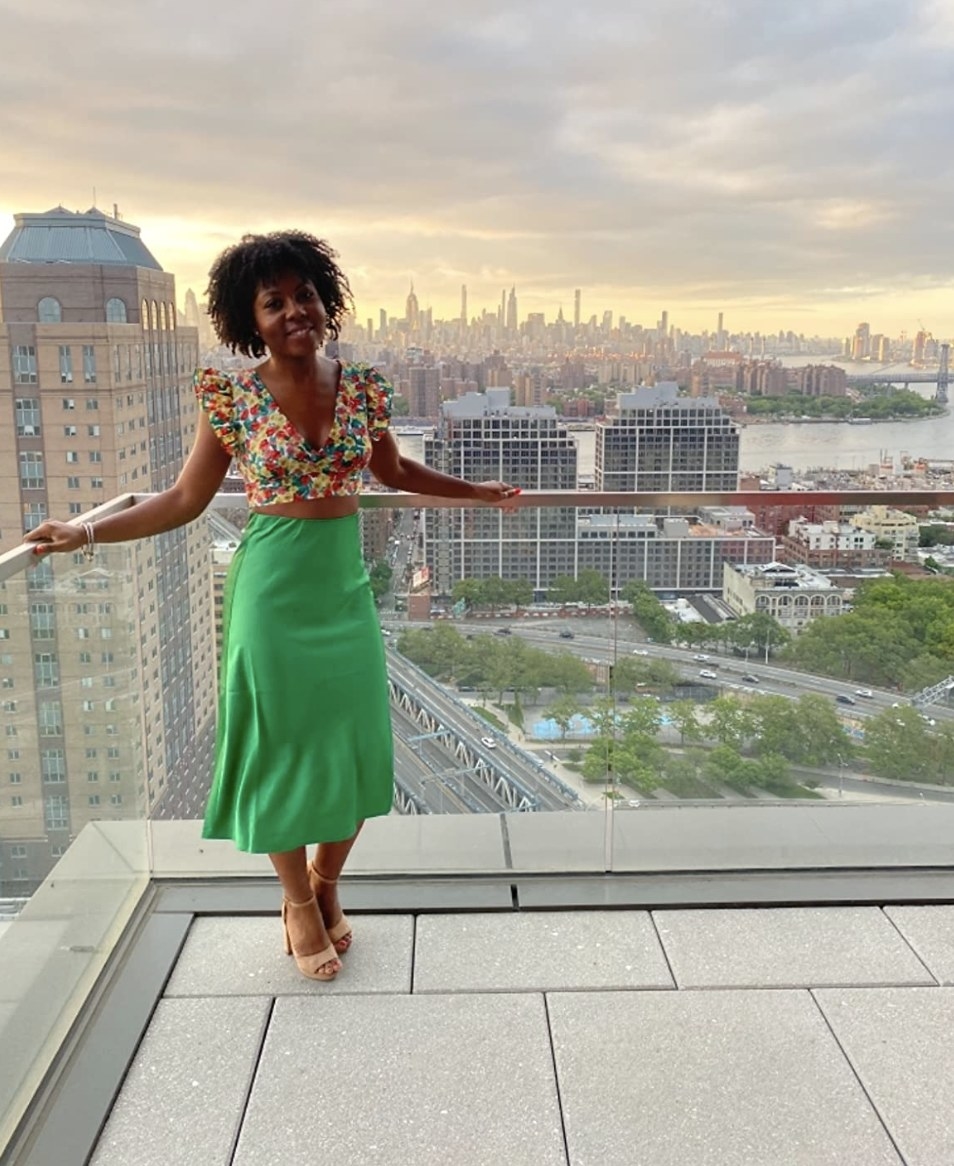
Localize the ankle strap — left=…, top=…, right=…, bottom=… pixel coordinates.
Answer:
left=284, top=895, right=315, bottom=909
left=311, top=862, right=338, bottom=884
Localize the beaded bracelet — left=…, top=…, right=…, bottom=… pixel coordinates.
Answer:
left=81, top=522, right=95, bottom=562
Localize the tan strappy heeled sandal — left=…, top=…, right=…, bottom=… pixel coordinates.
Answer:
left=308, top=861, right=353, bottom=954
left=281, top=896, right=341, bottom=981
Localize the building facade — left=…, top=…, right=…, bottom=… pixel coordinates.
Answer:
left=850, top=506, right=920, bottom=562
left=422, top=391, right=578, bottom=593
left=0, top=206, right=217, bottom=893
left=779, top=517, right=889, bottom=571
left=722, top=561, right=849, bottom=633
left=595, top=385, right=740, bottom=494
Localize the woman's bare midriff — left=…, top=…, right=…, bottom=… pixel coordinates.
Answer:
left=252, top=497, right=360, bottom=520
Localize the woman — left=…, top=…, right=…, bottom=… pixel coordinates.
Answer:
left=24, top=230, right=519, bottom=982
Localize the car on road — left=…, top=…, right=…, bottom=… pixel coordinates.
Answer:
left=836, top=694, right=857, bottom=705
left=698, top=669, right=718, bottom=680
left=480, top=737, right=497, bottom=748
left=559, top=630, right=575, bottom=639
left=632, top=648, right=649, bottom=656
left=855, top=688, right=873, bottom=698
left=741, top=673, right=759, bottom=683
left=495, top=627, right=512, bottom=636
left=693, top=654, right=709, bottom=662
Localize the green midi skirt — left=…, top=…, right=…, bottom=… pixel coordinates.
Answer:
left=202, top=511, right=394, bottom=853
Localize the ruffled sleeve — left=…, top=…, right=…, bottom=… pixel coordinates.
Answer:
left=193, top=367, right=240, bottom=456
left=364, top=366, right=393, bottom=441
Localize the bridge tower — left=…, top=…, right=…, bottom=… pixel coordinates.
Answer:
left=936, top=343, right=950, bottom=405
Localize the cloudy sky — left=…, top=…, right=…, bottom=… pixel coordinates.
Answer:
left=2, top=0, right=953, bottom=337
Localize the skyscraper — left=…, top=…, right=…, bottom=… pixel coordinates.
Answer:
left=423, top=391, right=578, bottom=593
left=405, top=283, right=420, bottom=330
left=595, top=384, right=739, bottom=494
left=460, top=284, right=467, bottom=326
left=0, top=206, right=217, bottom=893
left=506, top=287, right=518, bottom=334
left=573, top=289, right=581, bottom=330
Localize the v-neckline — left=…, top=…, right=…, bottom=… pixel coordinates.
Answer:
left=251, top=360, right=344, bottom=455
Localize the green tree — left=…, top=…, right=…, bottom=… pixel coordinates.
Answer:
left=368, top=559, right=393, bottom=600
left=546, top=695, right=581, bottom=741
left=708, top=696, right=755, bottom=751
left=669, top=699, right=703, bottom=745
left=863, top=705, right=935, bottom=781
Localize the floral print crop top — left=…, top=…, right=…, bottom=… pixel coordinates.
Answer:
left=193, top=362, right=393, bottom=506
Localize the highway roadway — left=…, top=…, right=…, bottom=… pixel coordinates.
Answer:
left=403, top=619, right=954, bottom=729
left=380, top=648, right=576, bottom=811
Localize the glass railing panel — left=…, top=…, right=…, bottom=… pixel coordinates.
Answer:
left=0, top=516, right=150, bottom=1151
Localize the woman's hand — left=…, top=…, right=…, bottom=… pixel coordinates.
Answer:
left=22, top=521, right=87, bottom=556
left=472, top=481, right=522, bottom=507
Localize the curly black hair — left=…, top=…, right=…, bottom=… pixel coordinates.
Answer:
left=205, top=230, right=353, bottom=358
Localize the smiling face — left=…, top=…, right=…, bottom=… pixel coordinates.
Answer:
left=252, top=271, right=328, bottom=358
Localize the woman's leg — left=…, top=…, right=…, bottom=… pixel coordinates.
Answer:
left=270, top=847, right=340, bottom=974
left=311, top=822, right=364, bottom=939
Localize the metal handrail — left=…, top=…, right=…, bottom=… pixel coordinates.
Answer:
left=2, top=487, right=952, bottom=584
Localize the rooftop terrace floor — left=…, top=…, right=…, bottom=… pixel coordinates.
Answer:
left=88, top=898, right=954, bottom=1166
left=8, top=808, right=954, bottom=1166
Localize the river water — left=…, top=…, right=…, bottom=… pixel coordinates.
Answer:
left=395, top=360, right=951, bottom=476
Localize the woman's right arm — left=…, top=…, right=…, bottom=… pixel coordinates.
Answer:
left=23, top=416, right=233, bottom=556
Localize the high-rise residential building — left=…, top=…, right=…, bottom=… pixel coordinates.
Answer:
left=573, top=289, right=581, bottom=329
left=407, top=364, right=441, bottom=417
left=0, top=206, right=217, bottom=893
left=422, top=391, right=578, bottom=593
left=851, top=322, right=871, bottom=361
left=595, top=384, right=740, bottom=494
left=460, top=284, right=467, bottom=327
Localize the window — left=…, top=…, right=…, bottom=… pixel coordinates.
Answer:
left=29, top=602, right=55, bottom=639
left=90, top=477, right=103, bottom=489
left=34, top=650, right=59, bottom=688
left=87, top=770, right=99, bottom=783
left=38, top=701, right=62, bottom=736
left=83, top=346, right=97, bottom=384
left=68, top=503, right=83, bottom=515
left=67, top=476, right=80, bottom=489
left=88, top=424, right=100, bottom=437
left=45, top=795, right=68, bottom=830
left=107, top=746, right=120, bottom=759
left=41, top=749, right=65, bottom=782
left=59, top=346, right=73, bottom=384
left=13, top=345, right=38, bottom=384
left=89, top=451, right=102, bottom=463
left=110, top=794, right=123, bottom=806
left=105, top=297, right=127, bottom=323
left=85, top=397, right=98, bottom=410
left=64, top=425, right=77, bottom=437
left=19, top=451, right=44, bottom=489
left=15, top=398, right=41, bottom=436
left=11, top=795, right=22, bottom=807
left=23, top=502, right=47, bottom=531
left=38, top=296, right=62, bottom=322
left=88, top=794, right=100, bottom=806
left=11, top=844, right=26, bottom=858
left=62, top=396, right=75, bottom=410
left=66, top=451, right=79, bottom=464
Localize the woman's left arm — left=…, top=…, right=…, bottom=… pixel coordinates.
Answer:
left=369, top=432, right=520, bottom=504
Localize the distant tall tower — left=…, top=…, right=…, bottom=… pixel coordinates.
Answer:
left=183, top=287, right=201, bottom=331
left=405, top=283, right=420, bottom=329
left=379, top=308, right=387, bottom=338
left=506, top=286, right=518, bottom=333
left=717, top=311, right=723, bottom=336
left=660, top=310, right=669, bottom=338
left=499, top=289, right=506, bottom=325
left=574, top=289, right=581, bottom=329
left=460, top=284, right=467, bottom=325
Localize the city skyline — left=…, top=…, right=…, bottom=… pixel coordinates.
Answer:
left=2, top=2, right=953, bottom=336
